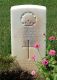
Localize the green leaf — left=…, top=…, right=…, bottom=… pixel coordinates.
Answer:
left=46, top=77, right=50, bottom=80
left=47, top=45, right=51, bottom=51
left=54, top=74, right=57, bottom=80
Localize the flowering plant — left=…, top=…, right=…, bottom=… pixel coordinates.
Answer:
left=31, top=36, right=57, bottom=80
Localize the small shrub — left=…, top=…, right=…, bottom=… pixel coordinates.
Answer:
left=0, top=55, right=35, bottom=80
left=31, top=36, right=57, bottom=80
left=0, top=55, right=15, bottom=71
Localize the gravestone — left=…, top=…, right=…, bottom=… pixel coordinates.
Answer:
left=11, top=5, right=46, bottom=71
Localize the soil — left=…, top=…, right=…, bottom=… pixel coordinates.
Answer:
left=0, top=69, right=35, bottom=80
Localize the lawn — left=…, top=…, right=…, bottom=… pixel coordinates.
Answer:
left=0, top=0, right=57, bottom=55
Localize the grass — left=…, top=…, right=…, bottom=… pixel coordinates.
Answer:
left=0, top=0, right=57, bottom=55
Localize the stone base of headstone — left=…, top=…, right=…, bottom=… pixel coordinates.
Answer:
left=16, top=59, right=37, bottom=71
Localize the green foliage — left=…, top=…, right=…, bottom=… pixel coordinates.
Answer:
left=35, top=36, right=57, bottom=80
left=46, top=77, right=50, bottom=80
left=54, top=74, right=57, bottom=80
left=0, top=55, right=15, bottom=71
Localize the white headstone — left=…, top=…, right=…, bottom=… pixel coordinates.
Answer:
left=11, top=5, right=46, bottom=71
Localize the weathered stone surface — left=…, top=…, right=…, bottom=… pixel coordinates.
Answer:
left=11, top=5, right=46, bottom=71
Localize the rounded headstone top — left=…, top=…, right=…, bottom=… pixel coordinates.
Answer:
left=11, top=5, right=46, bottom=11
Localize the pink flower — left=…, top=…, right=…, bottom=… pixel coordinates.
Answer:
left=49, top=50, right=56, bottom=56
left=42, top=59, right=48, bottom=66
left=33, top=42, right=40, bottom=48
left=48, top=36, right=56, bottom=40
left=31, top=70, right=36, bottom=76
left=32, top=54, right=37, bottom=61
